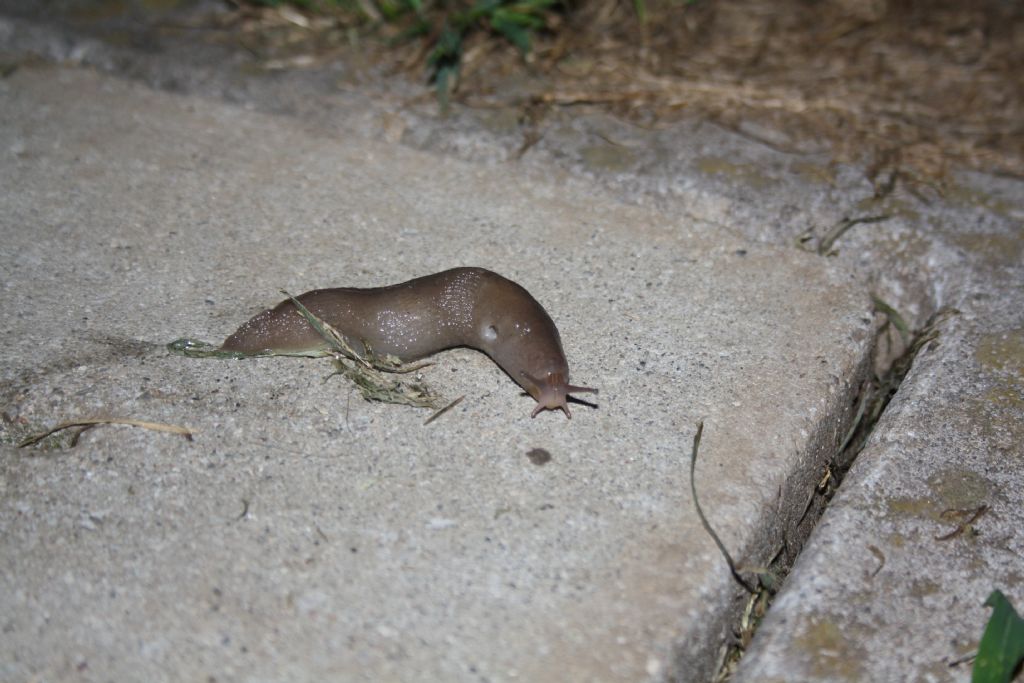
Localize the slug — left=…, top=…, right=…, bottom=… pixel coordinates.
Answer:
left=220, top=267, right=597, bottom=418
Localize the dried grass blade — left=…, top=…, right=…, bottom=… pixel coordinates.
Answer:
left=19, top=418, right=194, bottom=448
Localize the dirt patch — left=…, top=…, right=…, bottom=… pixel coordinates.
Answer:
left=225, top=0, right=1024, bottom=186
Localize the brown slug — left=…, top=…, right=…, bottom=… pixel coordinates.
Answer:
left=220, top=267, right=597, bottom=418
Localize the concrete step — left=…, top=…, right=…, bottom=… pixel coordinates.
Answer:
left=0, top=64, right=874, bottom=681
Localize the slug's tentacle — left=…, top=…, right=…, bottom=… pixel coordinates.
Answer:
left=521, top=371, right=599, bottom=419
left=219, top=267, right=596, bottom=419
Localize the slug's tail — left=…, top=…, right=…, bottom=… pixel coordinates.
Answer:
left=521, top=372, right=598, bottom=419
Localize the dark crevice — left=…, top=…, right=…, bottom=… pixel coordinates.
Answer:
left=707, top=303, right=960, bottom=682
left=828, top=305, right=960, bottom=483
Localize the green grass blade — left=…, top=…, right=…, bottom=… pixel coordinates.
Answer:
left=492, top=15, right=531, bottom=53
left=973, top=590, right=1024, bottom=683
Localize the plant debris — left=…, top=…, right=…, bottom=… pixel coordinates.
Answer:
left=225, top=0, right=1024, bottom=182
left=798, top=214, right=891, bottom=256
left=423, top=395, right=466, bottom=425
left=829, top=305, right=959, bottom=475
left=690, top=421, right=788, bottom=682
left=688, top=420, right=762, bottom=595
left=18, top=418, right=194, bottom=448
left=170, top=292, right=445, bottom=410
left=935, top=505, right=989, bottom=542
left=283, top=291, right=444, bottom=408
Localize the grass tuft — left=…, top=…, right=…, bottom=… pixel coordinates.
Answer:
left=244, top=0, right=562, bottom=102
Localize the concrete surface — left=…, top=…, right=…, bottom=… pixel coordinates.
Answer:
left=729, top=179, right=1024, bottom=680
left=733, top=313, right=1024, bottom=681
left=1, top=65, right=872, bottom=681
left=1, top=4, right=1023, bottom=681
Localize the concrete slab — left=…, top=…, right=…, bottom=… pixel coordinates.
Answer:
left=0, top=65, right=873, bottom=681
left=733, top=310, right=1024, bottom=682
left=728, top=169, right=1024, bottom=680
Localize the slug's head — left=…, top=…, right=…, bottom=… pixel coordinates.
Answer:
left=521, top=371, right=598, bottom=419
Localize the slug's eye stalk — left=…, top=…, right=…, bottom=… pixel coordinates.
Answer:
left=521, top=371, right=598, bottom=419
